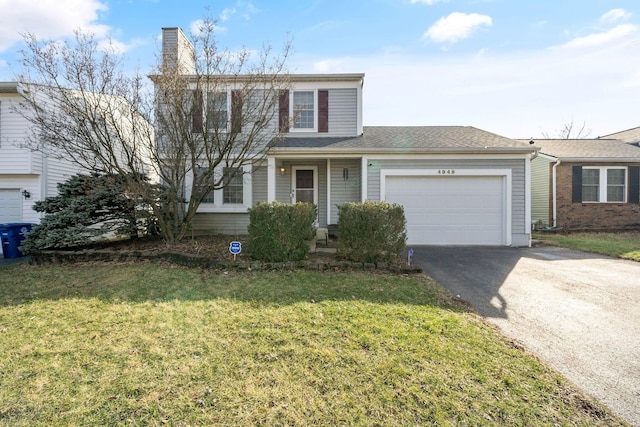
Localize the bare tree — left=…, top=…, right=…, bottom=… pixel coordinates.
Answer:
left=542, top=119, right=592, bottom=139
left=16, top=17, right=292, bottom=244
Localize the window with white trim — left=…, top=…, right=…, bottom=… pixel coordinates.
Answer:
left=194, top=164, right=252, bottom=212
left=195, top=166, right=215, bottom=203
left=582, top=167, right=626, bottom=203
left=206, top=91, right=228, bottom=130
left=223, top=167, right=243, bottom=204
left=292, top=90, right=315, bottom=130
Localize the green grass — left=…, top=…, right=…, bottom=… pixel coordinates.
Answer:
left=0, top=263, right=626, bottom=426
left=535, top=231, right=640, bottom=261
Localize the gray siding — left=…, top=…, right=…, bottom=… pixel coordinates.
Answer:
left=531, top=156, right=552, bottom=226
left=192, top=213, right=250, bottom=235
left=329, top=159, right=361, bottom=223
left=327, top=88, right=357, bottom=136
left=367, top=158, right=529, bottom=245
left=251, top=160, right=268, bottom=203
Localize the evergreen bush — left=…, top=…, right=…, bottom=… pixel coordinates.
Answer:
left=248, top=202, right=317, bottom=262
left=22, top=173, right=156, bottom=253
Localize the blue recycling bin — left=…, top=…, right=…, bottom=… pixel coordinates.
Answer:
left=0, top=223, right=32, bottom=258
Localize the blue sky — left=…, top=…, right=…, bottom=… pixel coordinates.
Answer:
left=0, top=0, right=638, bottom=138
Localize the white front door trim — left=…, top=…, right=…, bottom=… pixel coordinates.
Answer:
left=291, top=165, right=319, bottom=206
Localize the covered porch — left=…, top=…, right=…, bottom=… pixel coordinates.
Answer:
left=265, top=156, right=363, bottom=227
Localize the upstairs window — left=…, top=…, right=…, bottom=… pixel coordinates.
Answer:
left=292, top=91, right=315, bottom=130
left=206, top=91, right=228, bottom=130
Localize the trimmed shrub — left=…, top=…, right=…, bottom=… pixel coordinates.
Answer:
left=338, top=201, right=407, bottom=263
left=248, top=202, right=317, bottom=262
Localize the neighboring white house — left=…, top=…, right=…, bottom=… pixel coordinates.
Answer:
left=159, top=27, right=536, bottom=246
left=0, top=82, right=156, bottom=228
left=0, top=82, right=85, bottom=224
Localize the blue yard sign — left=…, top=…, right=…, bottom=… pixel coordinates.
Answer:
left=229, top=241, right=242, bottom=260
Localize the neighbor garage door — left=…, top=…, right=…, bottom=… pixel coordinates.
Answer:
left=0, top=189, right=22, bottom=223
left=385, top=175, right=505, bottom=245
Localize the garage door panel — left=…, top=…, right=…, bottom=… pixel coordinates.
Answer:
left=0, top=189, right=22, bottom=223
left=385, top=175, right=505, bottom=245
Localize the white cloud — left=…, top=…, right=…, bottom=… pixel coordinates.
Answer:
left=237, top=1, right=258, bottom=20
left=190, top=19, right=227, bottom=36
left=97, top=37, right=145, bottom=54
left=220, top=7, right=236, bottom=21
left=292, top=37, right=640, bottom=139
left=0, top=0, right=109, bottom=51
left=600, top=8, right=631, bottom=24
left=410, top=0, right=447, bottom=4
left=561, top=24, right=637, bottom=49
left=423, top=12, right=492, bottom=45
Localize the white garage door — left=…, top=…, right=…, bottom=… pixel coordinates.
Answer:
left=385, top=175, right=505, bottom=245
left=0, top=189, right=22, bottom=223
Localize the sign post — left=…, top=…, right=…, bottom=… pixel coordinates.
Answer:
left=229, top=241, right=242, bottom=261
left=407, top=248, right=414, bottom=265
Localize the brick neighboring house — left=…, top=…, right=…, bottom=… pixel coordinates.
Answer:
left=526, top=138, right=640, bottom=230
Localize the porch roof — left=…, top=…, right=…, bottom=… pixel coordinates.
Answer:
left=272, top=126, right=535, bottom=154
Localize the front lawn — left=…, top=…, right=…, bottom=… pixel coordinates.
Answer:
left=535, top=231, right=640, bottom=261
left=0, top=263, right=625, bottom=426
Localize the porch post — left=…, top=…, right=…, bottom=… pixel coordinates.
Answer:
left=267, top=156, right=276, bottom=202
left=326, top=159, right=331, bottom=225
left=361, top=157, right=368, bottom=201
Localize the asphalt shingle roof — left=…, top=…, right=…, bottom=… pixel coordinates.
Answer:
left=274, top=126, right=533, bottom=153
left=600, top=127, right=640, bottom=144
left=520, top=138, right=640, bottom=160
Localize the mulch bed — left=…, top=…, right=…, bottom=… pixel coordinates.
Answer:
left=30, top=235, right=421, bottom=273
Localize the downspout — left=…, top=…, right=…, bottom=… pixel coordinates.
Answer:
left=552, top=160, right=561, bottom=227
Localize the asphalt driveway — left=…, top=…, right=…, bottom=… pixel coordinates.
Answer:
left=412, top=245, right=640, bottom=426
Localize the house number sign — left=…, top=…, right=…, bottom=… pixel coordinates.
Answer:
left=437, top=169, right=456, bottom=175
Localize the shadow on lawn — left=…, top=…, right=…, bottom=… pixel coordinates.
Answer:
left=0, top=264, right=465, bottom=310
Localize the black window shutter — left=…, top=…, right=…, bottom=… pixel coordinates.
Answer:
left=629, top=166, right=640, bottom=204
left=279, top=90, right=289, bottom=133
left=231, top=90, right=242, bottom=134
left=192, top=90, right=203, bottom=134
left=318, top=90, right=328, bottom=133
left=572, top=165, right=582, bottom=203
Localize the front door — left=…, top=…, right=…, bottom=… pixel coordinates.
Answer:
left=293, top=169, right=317, bottom=203
left=292, top=166, right=318, bottom=206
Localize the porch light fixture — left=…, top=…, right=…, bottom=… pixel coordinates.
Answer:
left=279, top=166, right=286, bottom=175
left=22, top=190, right=31, bottom=199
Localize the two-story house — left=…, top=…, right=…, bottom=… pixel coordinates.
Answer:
left=161, top=27, right=535, bottom=246
left=0, top=82, right=85, bottom=224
